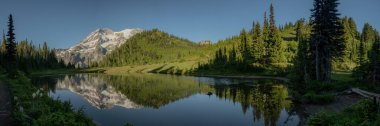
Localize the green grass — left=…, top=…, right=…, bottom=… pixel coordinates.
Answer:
left=94, top=60, right=200, bottom=75
left=303, top=91, right=335, bottom=104
left=307, top=99, right=380, bottom=126
left=0, top=70, right=95, bottom=125
left=332, top=71, right=354, bottom=82
left=289, top=71, right=356, bottom=104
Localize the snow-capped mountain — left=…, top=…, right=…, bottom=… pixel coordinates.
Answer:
left=56, top=28, right=143, bottom=68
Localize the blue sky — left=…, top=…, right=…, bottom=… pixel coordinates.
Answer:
left=0, top=0, right=379, bottom=48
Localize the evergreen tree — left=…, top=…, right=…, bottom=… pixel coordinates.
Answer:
left=336, top=17, right=359, bottom=70
left=250, top=21, right=255, bottom=35
left=42, top=42, right=49, bottom=60
left=5, top=14, right=17, bottom=77
left=267, top=3, right=283, bottom=64
left=239, top=29, right=250, bottom=66
left=347, top=17, right=359, bottom=63
left=310, top=0, right=344, bottom=81
left=229, top=45, right=237, bottom=65
left=294, top=19, right=311, bottom=83
left=359, top=37, right=365, bottom=66
left=263, top=12, right=270, bottom=64
left=360, top=23, right=376, bottom=63
left=355, top=32, right=380, bottom=84
left=251, top=21, right=265, bottom=63
left=269, top=4, right=276, bottom=38
left=263, top=12, right=270, bottom=42
left=6, top=14, right=16, bottom=64
left=367, top=35, right=380, bottom=84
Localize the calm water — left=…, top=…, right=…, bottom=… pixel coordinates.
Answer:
left=32, top=73, right=301, bottom=126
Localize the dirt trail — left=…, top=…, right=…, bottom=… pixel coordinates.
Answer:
left=0, top=80, right=12, bottom=126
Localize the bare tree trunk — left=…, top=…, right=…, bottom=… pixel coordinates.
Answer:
left=303, top=64, right=309, bottom=83
left=315, top=42, right=320, bottom=81
left=326, top=52, right=332, bottom=82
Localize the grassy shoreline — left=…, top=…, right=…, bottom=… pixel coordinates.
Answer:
left=29, top=66, right=376, bottom=125
left=0, top=70, right=95, bottom=125
left=29, top=68, right=105, bottom=76
left=90, top=65, right=377, bottom=125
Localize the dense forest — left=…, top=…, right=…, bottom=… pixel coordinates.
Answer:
left=196, top=4, right=302, bottom=75
left=195, top=2, right=379, bottom=83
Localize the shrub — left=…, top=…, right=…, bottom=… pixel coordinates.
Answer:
left=307, top=111, right=335, bottom=125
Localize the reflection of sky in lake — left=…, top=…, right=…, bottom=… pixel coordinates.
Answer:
left=36, top=74, right=301, bottom=126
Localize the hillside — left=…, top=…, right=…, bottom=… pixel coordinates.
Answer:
left=92, top=27, right=301, bottom=74
left=96, top=29, right=211, bottom=67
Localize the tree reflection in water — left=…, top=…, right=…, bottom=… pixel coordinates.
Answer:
left=212, top=80, right=292, bottom=126
left=33, top=74, right=294, bottom=126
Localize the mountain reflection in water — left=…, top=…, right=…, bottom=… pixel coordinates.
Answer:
left=32, top=74, right=300, bottom=126
left=55, top=74, right=141, bottom=109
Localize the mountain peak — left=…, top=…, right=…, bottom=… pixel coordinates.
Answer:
left=55, top=28, right=143, bottom=68
left=95, top=28, right=113, bottom=32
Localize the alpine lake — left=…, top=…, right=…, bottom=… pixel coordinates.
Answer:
left=32, top=73, right=302, bottom=126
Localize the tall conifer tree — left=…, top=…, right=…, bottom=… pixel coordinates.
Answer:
left=251, top=21, right=265, bottom=63
left=6, top=14, right=16, bottom=64
left=310, top=0, right=344, bottom=81
left=267, top=3, right=283, bottom=64
left=360, top=23, right=376, bottom=62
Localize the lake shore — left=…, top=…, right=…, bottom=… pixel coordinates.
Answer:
left=196, top=74, right=290, bottom=82
left=30, top=68, right=368, bottom=126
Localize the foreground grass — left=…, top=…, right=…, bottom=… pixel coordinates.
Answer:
left=289, top=72, right=359, bottom=104
left=300, top=71, right=380, bottom=125
left=308, top=99, right=380, bottom=125
left=0, top=71, right=95, bottom=125
left=332, top=71, right=355, bottom=82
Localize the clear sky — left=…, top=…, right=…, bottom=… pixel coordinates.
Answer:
left=0, top=0, right=379, bottom=48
